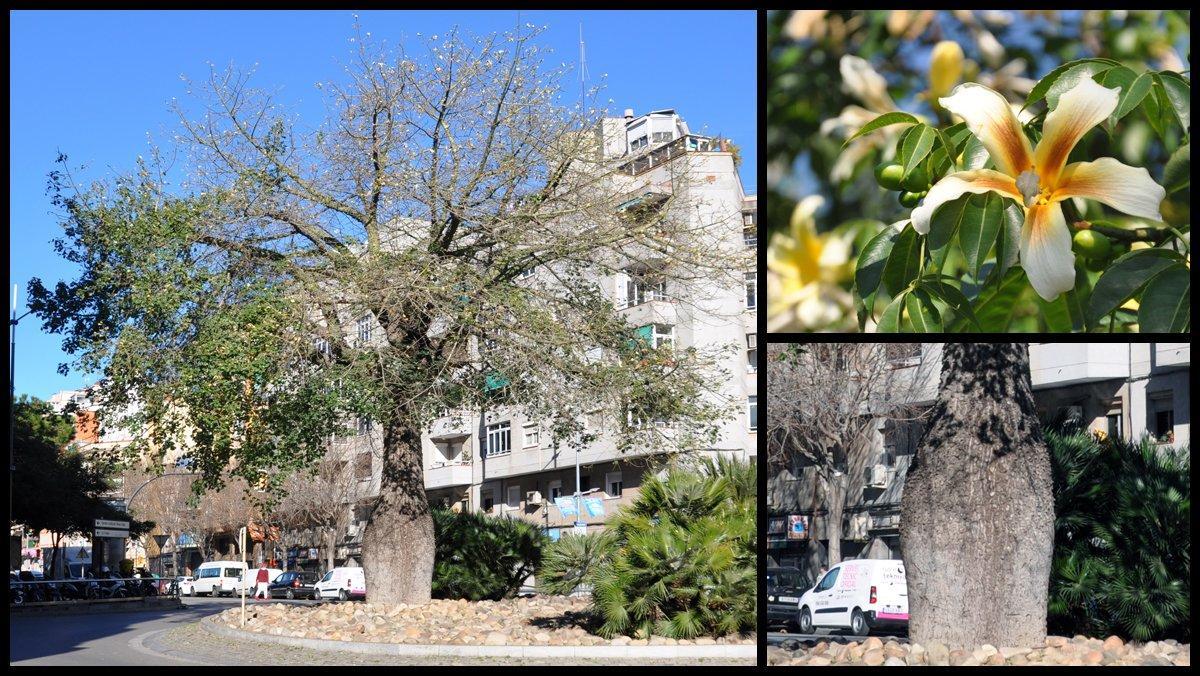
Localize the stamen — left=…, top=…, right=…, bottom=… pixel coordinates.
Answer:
left=1016, top=170, right=1040, bottom=208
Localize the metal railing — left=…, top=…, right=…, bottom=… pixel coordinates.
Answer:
left=9, top=576, right=181, bottom=604
left=617, top=134, right=731, bottom=177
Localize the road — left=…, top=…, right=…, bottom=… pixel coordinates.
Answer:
left=10, top=595, right=751, bottom=666
left=9, top=595, right=322, bottom=665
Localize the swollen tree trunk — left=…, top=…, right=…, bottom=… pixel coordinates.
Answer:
left=326, top=528, right=335, bottom=573
left=361, top=418, right=435, bottom=604
left=900, top=343, right=1054, bottom=649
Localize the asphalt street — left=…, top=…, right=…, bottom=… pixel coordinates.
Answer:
left=8, top=595, right=321, bottom=665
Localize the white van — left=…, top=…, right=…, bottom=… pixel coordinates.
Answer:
left=796, top=558, right=908, bottom=636
left=183, top=561, right=247, bottom=597
left=314, top=567, right=366, bottom=601
left=235, top=567, right=284, bottom=595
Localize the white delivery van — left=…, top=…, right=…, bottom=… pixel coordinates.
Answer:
left=314, top=567, right=366, bottom=601
left=183, top=561, right=247, bottom=597
left=796, top=558, right=908, bottom=636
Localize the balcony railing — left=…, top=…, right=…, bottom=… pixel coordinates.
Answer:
left=617, top=135, right=731, bottom=177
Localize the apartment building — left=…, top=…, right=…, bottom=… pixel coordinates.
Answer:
left=767, top=342, right=1190, bottom=580
left=326, top=109, right=758, bottom=563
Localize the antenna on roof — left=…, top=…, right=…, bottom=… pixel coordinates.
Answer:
left=578, top=23, right=588, bottom=107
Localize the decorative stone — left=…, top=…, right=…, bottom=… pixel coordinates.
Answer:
left=863, top=636, right=884, bottom=652
left=883, top=656, right=906, bottom=666
left=949, top=649, right=969, bottom=666
left=986, top=653, right=1006, bottom=666
left=1046, top=636, right=1069, bottom=647
left=927, top=642, right=950, bottom=666
left=1082, top=649, right=1104, bottom=665
left=862, top=649, right=885, bottom=666
left=484, top=631, right=508, bottom=645
left=807, top=656, right=832, bottom=666
left=999, top=646, right=1031, bottom=659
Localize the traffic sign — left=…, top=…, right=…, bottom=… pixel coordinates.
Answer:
left=94, top=528, right=129, bottom=538
left=95, top=519, right=130, bottom=530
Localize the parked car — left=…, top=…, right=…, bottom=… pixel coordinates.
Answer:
left=182, top=561, right=247, bottom=597
left=314, top=567, right=366, bottom=602
left=268, top=571, right=321, bottom=600
left=766, top=566, right=808, bottom=630
left=235, top=568, right=285, bottom=596
left=797, top=558, right=908, bottom=636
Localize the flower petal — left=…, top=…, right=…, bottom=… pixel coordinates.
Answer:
left=1051, top=157, right=1166, bottom=222
left=939, top=83, right=1034, bottom=177
left=840, top=55, right=895, bottom=112
left=1020, top=202, right=1076, bottom=302
left=1034, top=78, right=1120, bottom=187
left=910, top=170, right=1023, bottom=234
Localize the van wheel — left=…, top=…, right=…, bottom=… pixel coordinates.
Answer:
left=797, top=608, right=813, bottom=634
left=286, top=589, right=295, bottom=600
left=339, top=589, right=349, bottom=602
left=850, top=609, right=868, bottom=636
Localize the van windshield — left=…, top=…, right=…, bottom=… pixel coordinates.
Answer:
left=321, top=571, right=333, bottom=582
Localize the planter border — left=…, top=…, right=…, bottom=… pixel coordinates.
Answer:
left=200, top=616, right=755, bottom=660
left=10, top=596, right=184, bottom=616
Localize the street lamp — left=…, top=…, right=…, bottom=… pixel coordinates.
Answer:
left=10, top=283, right=34, bottom=539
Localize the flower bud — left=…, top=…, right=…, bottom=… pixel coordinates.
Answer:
left=929, top=41, right=964, bottom=100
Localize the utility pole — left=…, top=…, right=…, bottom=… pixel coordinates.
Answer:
left=10, top=283, right=34, bottom=564
left=573, top=25, right=588, bottom=537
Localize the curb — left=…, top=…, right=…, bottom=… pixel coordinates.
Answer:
left=200, top=616, right=756, bottom=660
left=10, top=596, right=184, bottom=616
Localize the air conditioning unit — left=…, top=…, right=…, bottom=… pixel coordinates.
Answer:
left=526, top=491, right=543, bottom=505
left=848, top=512, right=870, bottom=542
left=868, top=464, right=889, bottom=488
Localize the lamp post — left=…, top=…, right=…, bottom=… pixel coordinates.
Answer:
left=10, top=283, right=34, bottom=539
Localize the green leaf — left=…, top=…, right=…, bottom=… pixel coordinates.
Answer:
left=957, top=193, right=1007, bottom=278
left=1037, top=292, right=1074, bottom=333
left=844, top=112, right=920, bottom=145
left=899, top=124, right=937, bottom=176
left=1088, top=248, right=1185, bottom=324
left=1045, top=61, right=1121, bottom=111
left=1142, top=82, right=1175, bottom=142
left=905, top=289, right=942, bottom=333
left=966, top=267, right=1028, bottom=332
left=1066, top=263, right=1092, bottom=332
left=1155, top=71, right=1191, bottom=132
left=962, top=135, right=989, bottom=170
left=1096, top=66, right=1137, bottom=133
left=919, top=278, right=982, bottom=331
left=874, top=292, right=906, bottom=333
left=928, top=123, right=970, bottom=177
left=1113, top=71, right=1154, bottom=123
left=1137, top=264, right=1190, bottom=333
left=881, top=224, right=921, bottom=296
left=1162, top=143, right=1189, bottom=194
left=1025, top=58, right=1120, bottom=110
left=855, top=227, right=899, bottom=298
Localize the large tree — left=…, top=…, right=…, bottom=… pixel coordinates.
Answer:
left=900, top=343, right=1055, bottom=648
left=766, top=343, right=932, bottom=568
left=29, top=25, right=743, bottom=603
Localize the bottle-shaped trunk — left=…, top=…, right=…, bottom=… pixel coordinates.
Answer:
left=899, top=343, right=1055, bottom=649
left=360, top=417, right=436, bottom=604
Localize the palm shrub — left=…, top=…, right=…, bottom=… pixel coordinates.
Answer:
left=1046, top=424, right=1190, bottom=642
left=431, top=508, right=547, bottom=601
left=538, top=455, right=756, bottom=639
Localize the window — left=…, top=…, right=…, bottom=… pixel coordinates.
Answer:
left=1150, top=394, right=1174, bottom=443
left=548, top=480, right=562, bottom=501
left=606, top=472, right=623, bottom=498
left=748, top=395, right=758, bottom=432
left=653, top=324, right=674, bottom=349
left=314, top=337, right=331, bottom=357
left=485, top=421, right=512, bottom=457
left=355, top=453, right=372, bottom=480
left=357, top=417, right=373, bottom=436
left=482, top=489, right=495, bottom=512
left=356, top=315, right=372, bottom=344
left=745, top=271, right=757, bottom=309
left=747, top=333, right=757, bottom=372
left=626, top=275, right=667, bottom=307
left=630, top=135, right=648, bottom=152
left=743, top=224, right=756, bottom=248
left=517, top=267, right=535, bottom=279
left=579, top=475, right=590, bottom=492
left=523, top=425, right=540, bottom=448
left=1106, top=403, right=1123, bottom=440
left=651, top=131, right=673, bottom=144
left=506, top=485, right=521, bottom=509
left=816, top=568, right=839, bottom=592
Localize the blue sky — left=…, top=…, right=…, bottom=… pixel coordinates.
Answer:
left=9, top=9, right=757, bottom=401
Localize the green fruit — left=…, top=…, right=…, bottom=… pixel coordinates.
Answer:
left=901, top=166, right=930, bottom=192
left=1072, top=230, right=1112, bottom=260
left=899, top=191, right=922, bottom=208
left=1085, top=255, right=1108, bottom=272
left=874, top=162, right=905, bottom=191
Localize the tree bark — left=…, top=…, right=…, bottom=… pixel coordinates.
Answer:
left=361, top=418, right=435, bottom=604
left=824, top=471, right=845, bottom=566
left=900, top=343, right=1055, bottom=649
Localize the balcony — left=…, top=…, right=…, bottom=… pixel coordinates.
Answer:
left=618, top=298, right=677, bottom=328
left=617, top=135, right=732, bottom=177
left=1029, top=343, right=1130, bottom=389
left=425, top=461, right=472, bottom=489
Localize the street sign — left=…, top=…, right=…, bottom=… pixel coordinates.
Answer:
left=95, top=519, right=130, bottom=530
left=94, top=528, right=129, bottom=538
